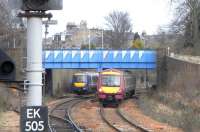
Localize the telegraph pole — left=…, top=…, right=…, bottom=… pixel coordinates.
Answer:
left=43, top=20, right=58, bottom=48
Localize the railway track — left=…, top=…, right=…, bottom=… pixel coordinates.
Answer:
left=49, top=95, right=94, bottom=132
left=117, top=103, right=153, bottom=132
left=99, top=102, right=152, bottom=132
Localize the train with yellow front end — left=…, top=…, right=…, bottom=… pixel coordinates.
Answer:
left=97, top=69, right=136, bottom=105
left=71, top=72, right=99, bottom=94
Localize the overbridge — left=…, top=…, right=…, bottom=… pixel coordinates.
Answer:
left=43, top=49, right=156, bottom=70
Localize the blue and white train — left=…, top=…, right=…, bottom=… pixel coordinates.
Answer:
left=71, top=72, right=99, bottom=94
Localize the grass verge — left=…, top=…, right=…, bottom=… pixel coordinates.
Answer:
left=138, top=93, right=200, bottom=132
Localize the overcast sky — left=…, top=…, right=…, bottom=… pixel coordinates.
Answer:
left=46, top=0, right=174, bottom=37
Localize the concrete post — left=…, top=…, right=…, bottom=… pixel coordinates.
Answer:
left=26, top=17, right=43, bottom=106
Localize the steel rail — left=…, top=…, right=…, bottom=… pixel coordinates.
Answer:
left=117, top=101, right=153, bottom=132
left=49, top=115, right=74, bottom=132
left=99, top=104, right=122, bottom=132
left=49, top=95, right=94, bottom=132
left=49, top=98, right=83, bottom=132
left=66, top=100, right=84, bottom=132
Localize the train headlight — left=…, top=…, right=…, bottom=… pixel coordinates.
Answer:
left=99, top=88, right=103, bottom=93
left=118, top=88, right=122, bottom=93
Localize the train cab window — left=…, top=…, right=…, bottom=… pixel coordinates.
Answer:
left=91, top=76, right=98, bottom=83
left=102, top=75, right=120, bottom=87
left=74, top=75, right=87, bottom=82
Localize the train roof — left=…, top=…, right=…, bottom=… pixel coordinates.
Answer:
left=73, top=72, right=98, bottom=76
left=100, top=69, right=122, bottom=75
left=86, top=72, right=99, bottom=76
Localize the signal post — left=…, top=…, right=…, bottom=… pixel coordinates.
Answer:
left=27, top=12, right=45, bottom=106
left=16, top=0, right=63, bottom=132
left=18, top=11, right=52, bottom=132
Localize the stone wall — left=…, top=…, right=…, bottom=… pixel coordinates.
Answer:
left=156, top=48, right=167, bottom=88
left=0, top=48, right=25, bottom=111
left=51, top=69, right=76, bottom=96
left=0, top=82, right=21, bottom=111
left=7, top=48, right=26, bottom=81
left=159, top=55, right=200, bottom=108
left=51, top=69, right=97, bottom=96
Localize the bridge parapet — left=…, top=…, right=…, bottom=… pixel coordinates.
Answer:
left=43, top=50, right=156, bottom=70
left=169, top=53, right=200, bottom=64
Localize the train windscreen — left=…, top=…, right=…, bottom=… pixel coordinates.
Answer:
left=74, top=75, right=87, bottom=82
left=102, top=75, right=120, bottom=87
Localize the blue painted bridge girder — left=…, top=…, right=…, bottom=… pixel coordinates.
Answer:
left=43, top=50, right=156, bottom=70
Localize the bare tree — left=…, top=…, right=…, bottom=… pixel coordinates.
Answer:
left=171, top=0, right=200, bottom=54
left=0, top=0, right=26, bottom=49
left=0, top=1, right=12, bottom=35
left=104, top=11, right=132, bottom=49
left=0, top=0, right=14, bottom=49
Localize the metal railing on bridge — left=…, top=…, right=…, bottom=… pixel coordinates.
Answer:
left=43, top=49, right=156, bottom=70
